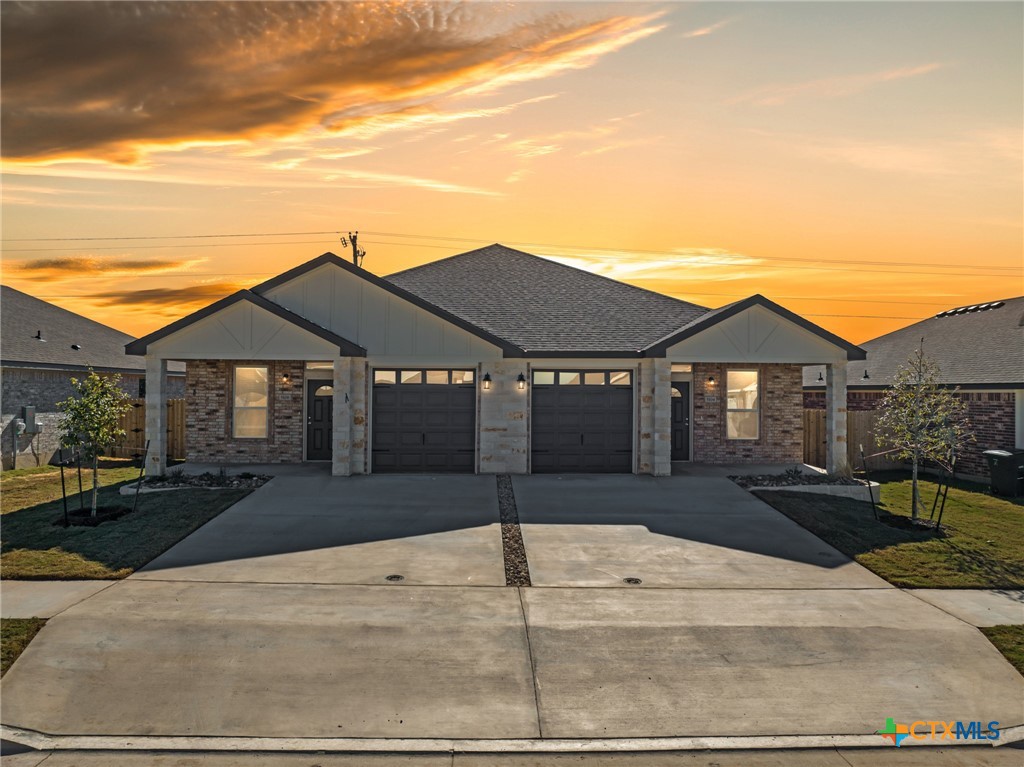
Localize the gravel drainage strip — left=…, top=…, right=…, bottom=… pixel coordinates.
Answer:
left=496, top=474, right=531, bottom=587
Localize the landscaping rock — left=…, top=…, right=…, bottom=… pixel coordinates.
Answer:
left=496, top=474, right=531, bottom=587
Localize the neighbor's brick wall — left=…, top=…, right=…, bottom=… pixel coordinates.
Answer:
left=693, top=363, right=803, bottom=464
left=804, top=389, right=1017, bottom=477
left=186, top=360, right=303, bottom=464
left=1, top=366, right=183, bottom=469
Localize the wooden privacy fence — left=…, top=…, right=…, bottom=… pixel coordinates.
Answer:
left=803, top=409, right=896, bottom=472
left=110, top=399, right=186, bottom=460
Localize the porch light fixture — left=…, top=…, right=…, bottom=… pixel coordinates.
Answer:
left=862, top=370, right=870, bottom=380
left=482, top=373, right=492, bottom=390
left=817, top=372, right=824, bottom=382
left=707, top=375, right=716, bottom=385
left=517, top=373, right=526, bottom=390
left=282, top=373, right=291, bottom=382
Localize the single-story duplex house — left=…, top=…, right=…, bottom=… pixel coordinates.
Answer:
left=1, top=285, right=185, bottom=468
left=128, top=245, right=865, bottom=477
left=805, top=296, right=1024, bottom=479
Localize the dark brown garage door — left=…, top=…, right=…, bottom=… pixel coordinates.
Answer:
left=371, top=369, right=476, bottom=473
left=531, top=370, right=634, bottom=473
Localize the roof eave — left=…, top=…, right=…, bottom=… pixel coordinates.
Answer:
left=125, top=289, right=367, bottom=357
left=253, top=252, right=525, bottom=356
left=643, top=294, right=868, bottom=360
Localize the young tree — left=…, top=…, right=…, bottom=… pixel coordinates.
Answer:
left=875, top=343, right=973, bottom=520
left=57, top=369, right=132, bottom=517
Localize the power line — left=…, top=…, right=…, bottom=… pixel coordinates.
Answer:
left=2, top=227, right=1019, bottom=274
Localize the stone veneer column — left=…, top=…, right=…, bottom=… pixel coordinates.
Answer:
left=478, top=360, right=529, bottom=474
left=652, top=358, right=672, bottom=476
left=826, top=360, right=850, bottom=476
left=332, top=357, right=352, bottom=477
left=350, top=360, right=368, bottom=474
left=636, top=359, right=655, bottom=474
left=145, top=355, right=167, bottom=476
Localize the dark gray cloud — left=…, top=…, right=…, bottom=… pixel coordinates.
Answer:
left=1, top=2, right=663, bottom=163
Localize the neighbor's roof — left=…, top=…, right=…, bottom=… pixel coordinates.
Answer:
left=386, top=244, right=710, bottom=354
left=804, top=296, right=1024, bottom=388
left=1, top=285, right=184, bottom=374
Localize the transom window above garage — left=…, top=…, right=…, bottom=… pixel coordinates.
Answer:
left=373, top=369, right=475, bottom=385
left=532, top=370, right=632, bottom=386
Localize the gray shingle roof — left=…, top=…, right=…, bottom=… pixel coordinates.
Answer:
left=803, top=296, right=1024, bottom=388
left=386, top=244, right=709, bottom=353
left=1, top=285, right=184, bottom=374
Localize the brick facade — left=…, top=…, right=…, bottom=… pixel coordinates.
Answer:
left=186, top=360, right=304, bottom=464
left=804, top=388, right=1018, bottom=477
left=692, top=363, right=804, bottom=464
left=1, top=366, right=185, bottom=470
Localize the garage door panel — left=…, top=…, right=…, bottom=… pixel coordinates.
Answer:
left=531, top=377, right=634, bottom=473
left=372, top=376, right=476, bottom=473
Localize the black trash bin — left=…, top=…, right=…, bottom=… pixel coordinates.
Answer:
left=983, top=449, right=1024, bottom=497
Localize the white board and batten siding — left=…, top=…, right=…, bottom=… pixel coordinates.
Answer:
left=665, top=304, right=849, bottom=364
left=147, top=262, right=504, bottom=362
left=148, top=299, right=341, bottom=360
left=262, top=263, right=502, bottom=361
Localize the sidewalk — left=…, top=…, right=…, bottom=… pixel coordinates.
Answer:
left=1, top=581, right=114, bottom=619
left=905, top=589, right=1024, bottom=627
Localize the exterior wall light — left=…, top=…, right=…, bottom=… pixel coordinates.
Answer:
left=517, top=373, right=526, bottom=390
left=862, top=370, right=870, bottom=380
left=282, top=373, right=291, bottom=382
left=482, top=373, right=492, bottom=390
left=707, top=375, right=716, bottom=385
left=817, top=372, right=824, bottom=382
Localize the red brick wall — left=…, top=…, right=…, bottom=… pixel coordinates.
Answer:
left=804, top=388, right=1017, bottom=477
left=693, top=363, right=803, bottom=464
left=186, top=360, right=304, bottom=464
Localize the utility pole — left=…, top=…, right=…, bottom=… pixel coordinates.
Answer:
left=340, top=231, right=366, bottom=267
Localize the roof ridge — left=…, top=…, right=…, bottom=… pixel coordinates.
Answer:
left=385, top=243, right=710, bottom=312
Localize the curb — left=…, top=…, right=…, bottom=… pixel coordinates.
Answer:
left=1, top=726, right=1017, bottom=753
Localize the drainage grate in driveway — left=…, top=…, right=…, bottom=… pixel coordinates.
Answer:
left=623, top=577, right=643, bottom=585
left=497, top=474, right=532, bottom=587
left=384, top=574, right=405, bottom=582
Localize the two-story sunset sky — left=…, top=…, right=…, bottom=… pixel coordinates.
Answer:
left=1, top=1, right=1021, bottom=344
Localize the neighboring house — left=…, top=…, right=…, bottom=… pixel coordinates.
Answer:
left=805, top=297, right=1024, bottom=479
left=127, top=245, right=865, bottom=477
left=1, top=285, right=185, bottom=469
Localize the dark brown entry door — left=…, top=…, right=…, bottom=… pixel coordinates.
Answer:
left=671, top=382, right=690, bottom=461
left=306, top=380, right=333, bottom=461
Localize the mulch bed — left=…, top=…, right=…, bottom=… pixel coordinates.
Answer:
left=731, top=470, right=867, bottom=489
left=142, top=472, right=271, bottom=490
left=496, top=474, right=531, bottom=587
left=54, top=505, right=133, bottom=527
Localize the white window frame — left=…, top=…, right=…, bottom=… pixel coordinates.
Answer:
left=233, top=365, right=269, bottom=439
left=726, top=369, right=759, bottom=441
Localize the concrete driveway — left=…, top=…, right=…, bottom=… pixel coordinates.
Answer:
left=3, top=472, right=1022, bottom=746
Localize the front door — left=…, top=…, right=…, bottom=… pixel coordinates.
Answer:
left=306, top=380, right=333, bottom=461
left=671, top=382, right=690, bottom=461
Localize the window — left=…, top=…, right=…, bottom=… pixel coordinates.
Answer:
left=671, top=363, right=693, bottom=374
left=558, top=372, right=581, bottom=385
left=233, top=366, right=268, bottom=438
left=609, top=371, right=632, bottom=386
left=584, top=372, right=605, bottom=385
left=373, top=370, right=397, bottom=384
left=426, top=370, right=449, bottom=385
left=726, top=370, right=759, bottom=440
left=374, top=369, right=476, bottom=385
left=533, top=371, right=555, bottom=385
left=314, top=385, right=333, bottom=397
left=451, top=370, right=475, bottom=384
left=401, top=370, right=423, bottom=384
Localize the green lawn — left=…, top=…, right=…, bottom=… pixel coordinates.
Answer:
left=981, top=625, right=1024, bottom=676
left=1, top=618, right=46, bottom=676
left=753, top=472, right=1024, bottom=589
left=1, top=462, right=250, bottom=579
